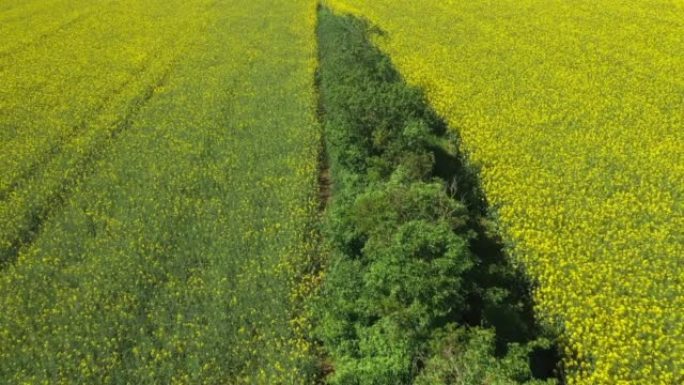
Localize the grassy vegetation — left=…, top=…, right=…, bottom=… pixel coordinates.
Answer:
left=314, top=8, right=559, bottom=384
left=0, top=1, right=320, bottom=383
left=323, top=1, right=684, bottom=384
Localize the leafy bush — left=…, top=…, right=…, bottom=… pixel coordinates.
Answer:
left=415, top=326, right=555, bottom=385
left=315, top=7, right=558, bottom=385
left=318, top=179, right=473, bottom=384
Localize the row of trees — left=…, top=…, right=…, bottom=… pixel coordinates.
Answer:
left=314, top=7, right=560, bottom=385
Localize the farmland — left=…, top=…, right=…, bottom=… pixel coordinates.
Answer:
left=0, top=0, right=320, bottom=383
left=1, top=1, right=682, bottom=384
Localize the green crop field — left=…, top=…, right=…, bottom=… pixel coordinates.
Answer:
left=0, top=1, right=320, bottom=383
left=1, top=1, right=682, bottom=385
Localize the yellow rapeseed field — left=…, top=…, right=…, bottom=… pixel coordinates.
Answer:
left=0, top=1, right=320, bottom=383
left=325, top=1, right=683, bottom=384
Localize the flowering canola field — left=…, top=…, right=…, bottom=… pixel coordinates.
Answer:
left=0, top=0, right=320, bottom=383
left=325, top=1, right=683, bottom=384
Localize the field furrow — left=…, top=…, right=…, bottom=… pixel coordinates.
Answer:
left=0, top=56, right=177, bottom=267
left=0, top=0, right=217, bottom=265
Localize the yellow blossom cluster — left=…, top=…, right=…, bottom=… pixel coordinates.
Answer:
left=325, top=1, right=683, bottom=384
left=0, top=0, right=320, bottom=383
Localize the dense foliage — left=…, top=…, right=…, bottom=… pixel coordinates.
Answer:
left=0, top=1, right=320, bottom=383
left=315, top=8, right=557, bottom=385
left=324, top=1, right=684, bottom=384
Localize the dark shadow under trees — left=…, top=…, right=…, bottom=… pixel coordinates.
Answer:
left=314, top=5, right=563, bottom=385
